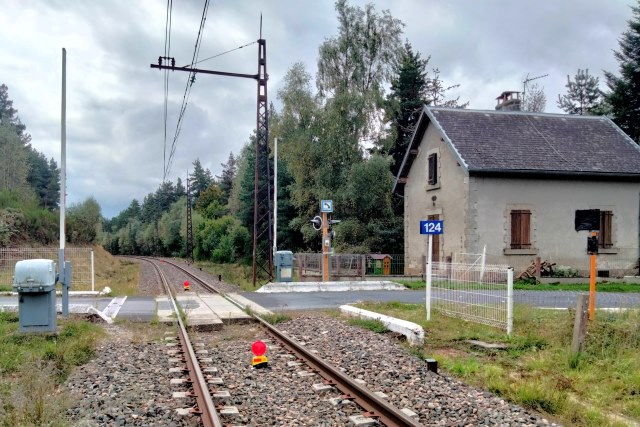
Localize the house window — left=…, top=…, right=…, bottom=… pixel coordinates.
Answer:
left=510, top=210, right=531, bottom=249
left=599, top=210, right=613, bottom=248
left=427, top=153, right=438, bottom=185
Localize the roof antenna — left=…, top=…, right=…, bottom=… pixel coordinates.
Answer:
left=522, top=73, right=549, bottom=101
left=260, top=13, right=262, bottom=39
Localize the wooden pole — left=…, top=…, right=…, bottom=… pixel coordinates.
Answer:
left=572, top=293, right=589, bottom=353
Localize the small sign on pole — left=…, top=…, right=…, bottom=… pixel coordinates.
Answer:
left=320, top=200, right=333, bottom=213
left=420, top=220, right=443, bottom=321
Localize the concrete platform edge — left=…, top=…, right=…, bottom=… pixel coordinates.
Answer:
left=257, top=281, right=406, bottom=293
left=340, top=304, right=424, bottom=346
left=226, top=293, right=273, bottom=315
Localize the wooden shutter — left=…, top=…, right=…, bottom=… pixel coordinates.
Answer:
left=599, top=211, right=613, bottom=248
left=510, top=210, right=531, bottom=249
left=427, top=154, right=437, bottom=185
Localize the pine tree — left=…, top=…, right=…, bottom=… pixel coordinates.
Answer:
left=557, top=69, right=603, bottom=115
left=604, top=2, right=640, bottom=143
left=0, top=84, right=31, bottom=145
left=426, top=68, right=469, bottom=109
left=190, top=159, right=213, bottom=201
left=386, top=42, right=429, bottom=177
left=175, top=177, right=185, bottom=198
left=217, top=152, right=237, bottom=206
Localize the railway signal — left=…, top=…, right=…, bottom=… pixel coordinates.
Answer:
left=183, top=280, right=190, bottom=291
left=251, top=339, right=269, bottom=368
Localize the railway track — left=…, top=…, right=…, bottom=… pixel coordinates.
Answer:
left=140, top=256, right=422, bottom=426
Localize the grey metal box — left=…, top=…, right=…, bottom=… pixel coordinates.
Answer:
left=274, top=250, right=293, bottom=282
left=13, top=259, right=57, bottom=333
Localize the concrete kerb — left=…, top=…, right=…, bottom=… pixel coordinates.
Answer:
left=339, top=305, right=424, bottom=346
left=257, top=281, right=406, bottom=293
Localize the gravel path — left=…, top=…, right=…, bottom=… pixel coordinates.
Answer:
left=65, top=324, right=202, bottom=427
left=274, top=314, right=562, bottom=427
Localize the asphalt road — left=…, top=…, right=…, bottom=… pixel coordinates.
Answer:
left=242, top=289, right=640, bottom=311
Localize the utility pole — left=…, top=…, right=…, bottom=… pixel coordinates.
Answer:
left=185, top=172, right=194, bottom=263
left=151, top=19, right=273, bottom=285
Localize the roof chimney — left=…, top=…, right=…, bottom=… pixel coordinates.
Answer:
left=495, top=91, right=521, bottom=111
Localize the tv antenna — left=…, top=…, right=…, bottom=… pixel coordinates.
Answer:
left=522, top=73, right=549, bottom=100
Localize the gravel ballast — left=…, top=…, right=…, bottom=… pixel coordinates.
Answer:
left=65, top=324, right=201, bottom=427
left=274, top=314, right=562, bottom=427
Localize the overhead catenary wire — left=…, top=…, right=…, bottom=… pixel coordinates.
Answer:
left=165, top=0, right=210, bottom=179
left=186, top=40, right=257, bottom=67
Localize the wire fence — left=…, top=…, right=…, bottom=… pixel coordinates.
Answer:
left=428, top=261, right=513, bottom=334
left=295, top=253, right=406, bottom=280
left=513, top=290, right=640, bottom=311
left=0, top=247, right=94, bottom=291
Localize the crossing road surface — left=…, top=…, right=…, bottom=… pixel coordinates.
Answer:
left=241, top=289, right=640, bottom=311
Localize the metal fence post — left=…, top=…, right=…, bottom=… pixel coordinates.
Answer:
left=91, top=249, right=95, bottom=292
left=507, top=267, right=514, bottom=335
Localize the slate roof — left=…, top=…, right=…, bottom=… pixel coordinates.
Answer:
left=394, top=107, right=640, bottom=192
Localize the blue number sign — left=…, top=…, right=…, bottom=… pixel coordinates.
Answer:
left=420, top=220, right=443, bottom=235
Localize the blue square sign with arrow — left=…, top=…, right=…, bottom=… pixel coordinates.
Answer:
left=321, top=200, right=333, bottom=213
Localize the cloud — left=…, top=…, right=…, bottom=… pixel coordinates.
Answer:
left=0, top=0, right=635, bottom=217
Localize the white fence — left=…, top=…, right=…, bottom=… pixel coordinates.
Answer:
left=0, top=247, right=94, bottom=291
left=427, top=261, right=513, bottom=334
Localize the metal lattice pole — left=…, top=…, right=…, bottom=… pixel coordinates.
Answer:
left=252, top=33, right=274, bottom=287
left=186, top=175, right=194, bottom=263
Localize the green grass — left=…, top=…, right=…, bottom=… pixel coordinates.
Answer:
left=0, top=312, right=103, bottom=426
left=351, top=301, right=640, bottom=426
left=347, top=317, right=387, bottom=333
left=260, top=312, right=291, bottom=325
left=514, top=282, right=640, bottom=292
left=193, top=260, right=268, bottom=291
left=0, top=285, right=11, bottom=292
left=395, top=279, right=640, bottom=293
left=392, top=279, right=425, bottom=290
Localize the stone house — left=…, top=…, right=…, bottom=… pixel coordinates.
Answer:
left=393, top=105, right=640, bottom=275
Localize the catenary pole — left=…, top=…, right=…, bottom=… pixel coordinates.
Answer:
left=273, top=138, right=278, bottom=256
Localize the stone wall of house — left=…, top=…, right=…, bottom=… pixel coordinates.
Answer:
left=403, top=125, right=468, bottom=275
left=470, top=176, right=640, bottom=274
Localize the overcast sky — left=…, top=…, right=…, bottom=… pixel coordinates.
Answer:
left=0, top=0, right=635, bottom=218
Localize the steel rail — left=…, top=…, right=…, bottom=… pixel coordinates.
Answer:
left=145, top=258, right=223, bottom=427
left=151, top=257, right=420, bottom=426
left=254, top=316, right=422, bottom=427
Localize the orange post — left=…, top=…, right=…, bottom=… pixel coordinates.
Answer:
left=589, top=253, right=596, bottom=320
left=322, top=212, right=329, bottom=282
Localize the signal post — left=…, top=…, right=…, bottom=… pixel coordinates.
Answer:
left=311, top=200, right=339, bottom=283
left=322, top=210, right=329, bottom=282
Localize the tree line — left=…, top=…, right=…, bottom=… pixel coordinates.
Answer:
left=5, top=1, right=640, bottom=260
left=101, top=0, right=469, bottom=262
left=102, top=0, right=640, bottom=265
left=0, top=84, right=62, bottom=246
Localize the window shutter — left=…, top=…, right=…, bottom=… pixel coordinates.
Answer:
left=600, top=211, right=613, bottom=248
left=428, top=154, right=437, bottom=185
left=511, top=210, right=531, bottom=249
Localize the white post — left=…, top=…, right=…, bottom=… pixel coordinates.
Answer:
left=60, top=48, right=66, bottom=254
left=426, top=234, right=433, bottom=321
left=273, top=137, right=278, bottom=256
left=60, top=47, right=68, bottom=316
left=91, top=250, right=95, bottom=292
left=507, top=267, right=514, bottom=335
